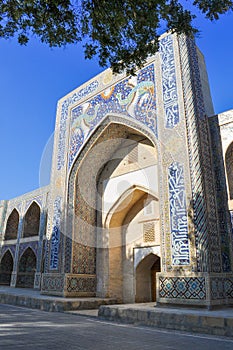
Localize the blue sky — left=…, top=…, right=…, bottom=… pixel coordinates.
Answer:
left=0, top=10, right=233, bottom=200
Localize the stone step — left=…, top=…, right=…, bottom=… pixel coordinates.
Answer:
left=99, top=303, right=233, bottom=338
left=0, top=286, right=117, bottom=312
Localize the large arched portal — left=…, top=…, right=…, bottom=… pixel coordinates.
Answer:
left=68, top=120, right=160, bottom=302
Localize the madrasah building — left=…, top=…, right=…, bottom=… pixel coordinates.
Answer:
left=0, top=32, right=233, bottom=308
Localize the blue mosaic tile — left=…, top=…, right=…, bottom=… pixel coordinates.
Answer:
left=49, top=197, right=62, bottom=269
left=69, top=64, right=157, bottom=168
left=168, top=162, right=190, bottom=265
left=160, top=35, right=179, bottom=129
left=57, top=81, right=99, bottom=170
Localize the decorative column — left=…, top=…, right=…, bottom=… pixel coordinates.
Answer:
left=34, top=210, right=47, bottom=289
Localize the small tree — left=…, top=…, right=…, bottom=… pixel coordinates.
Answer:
left=0, top=0, right=232, bottom=73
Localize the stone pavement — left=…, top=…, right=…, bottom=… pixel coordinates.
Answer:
left=2, top=304, right=233, bottom=350
left=1, top=286, right=233, bottom=338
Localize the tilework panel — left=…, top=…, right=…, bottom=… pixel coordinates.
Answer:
left=72, top=243, right=96, bottom=275
left=210, top=277, right=233, bottom=300
left=168, top=162, right=190, bottom=265
left=25, top=196, right=43, bottom=212
left=19, top=241, right=38, bottom=258
left=69, top=64, right=157, bottom=168
left=44, top=239, right=50, bottom=273
left=0, top=245, right=16, bottom=260
left=186, top=38, right=223, bottom=273
left=66, top=275, right=96, bottom=294
left=230, top=211, right=233, bottom=235
left=0, top=201, right=7, bottom=235
left=57, top=81, right=99, bottom=170
left=41, top=273, right=65, bottom=293
left=159, top=276, right=206, bottom=299
left=208, top=117, right=232, bottom=272
left=177, top=35, right=221, bottom=273
left=159, top=35, right=179, bottom=129
left=224, top=278, right=233, bottom=299
left=49, top=197, right=62, bottom=270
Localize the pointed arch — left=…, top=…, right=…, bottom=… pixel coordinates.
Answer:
left=69, top=114, right=159, bottom=175
left=225, top=142, right=233, bottom=199
left=23, top=201, right=41, bottom=237
left=104, top=185, right=159, bottom=229
left=17, top=247, right=36, bottom=288
left=0, top=250, right=14, bottom=285
left=66, top=117, right=160, bottom=300
left=5, top=209, right=19, bottom=240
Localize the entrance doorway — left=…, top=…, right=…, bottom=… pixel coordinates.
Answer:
left=135, top=253, right=160, bottom=302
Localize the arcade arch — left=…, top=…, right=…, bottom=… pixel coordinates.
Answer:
left=0, top=250, right=14, bottom=285
left=23, top=202, right=40, bottom=238
left=5, top=209, right=19, bottom=240
left=16, top=247, right=36, bottom=288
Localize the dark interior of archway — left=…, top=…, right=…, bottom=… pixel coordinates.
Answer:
left=0, top=251, right=13, bottom=285
left=16, top=248, right=36, bottom=288
left=5, top=209, right=19, bottom=240
left=23, top=202, right=40, bottom=238
left=136, top=254, right=161, bottom=303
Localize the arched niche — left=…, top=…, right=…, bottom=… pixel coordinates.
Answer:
left=16, top=247, right=36, bottom=288
left=0, top=250, right=14, bottom=285
left=23, top=202, right=41, bottom=238
left=5, top=209, right=19, bottom=240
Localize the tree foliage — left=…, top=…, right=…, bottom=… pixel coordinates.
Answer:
left=0, top=0, right=233, bottom=73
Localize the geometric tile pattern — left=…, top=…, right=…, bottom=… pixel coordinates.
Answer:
left=41, top=273, right=65, bottom=293
left=187, top=38, right=226, bottom=273
left=69, top=64, right=157, bottom=168
left=66, top=275, right=96, bottom=294
left=210, top=277, right=233, bottom=300
left=57, top=80, right=99, bottom=170
left=159, top=35, right=180, bottom=128
left=177, top=35, right=222, bottom=273
left=168, top=162, right=190, bottom=265
left=19, top=241, right=38, bottom=259
left=49, top=197, right=62, bottom=270
left=224, top=278, right=233, bottom=299
left=159, top=276, right=206, bottom=299
left=25, top=196, right=43, bottom=212
left=208, top=116, right=232, bottom=272
left=0, top=245, right=16, bottom=259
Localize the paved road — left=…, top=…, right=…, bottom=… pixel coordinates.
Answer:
left=0, top=304, right=233, bottom=349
